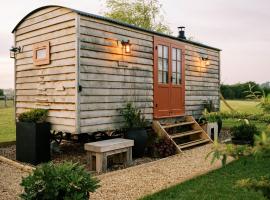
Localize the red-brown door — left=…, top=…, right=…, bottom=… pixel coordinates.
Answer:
left=154, top=37, right=185, bottom=118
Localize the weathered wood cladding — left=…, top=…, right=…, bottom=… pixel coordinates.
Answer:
left=78, top=16, right=154, bottom=133
left=14, top=7, right=77, bottom=133
left=185, top=45, right=220, bottom=118
left=14, top=5, right=220, bottom=134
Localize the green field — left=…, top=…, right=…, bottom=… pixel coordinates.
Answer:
left=142, top=155, right=268, bottom=200
left=0, top=106, right=15, bottom=142
left=220, top=100, right=268, bottom=130
left=220, top=100, right=262, bottom=113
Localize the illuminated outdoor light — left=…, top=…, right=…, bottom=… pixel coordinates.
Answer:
left=121, top=39, right=131, bottom=53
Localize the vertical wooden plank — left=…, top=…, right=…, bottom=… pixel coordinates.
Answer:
left=14, top=31, right=17, bottom=122
left=75, top=13, right=81, bottom=134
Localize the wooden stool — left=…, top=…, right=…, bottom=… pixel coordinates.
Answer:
left=84, top=138, right=134, bottom=173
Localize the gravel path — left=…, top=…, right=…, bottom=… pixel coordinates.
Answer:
left=0, top=144, right=225, bottom=200
left=0, top=161, right=28, bottom=200
left=92, top=144, right=224, bottom=200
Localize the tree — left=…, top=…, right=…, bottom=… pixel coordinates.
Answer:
left=104, top=0, right=172, bottom=34
left=0, top=89, right=4, bottom=96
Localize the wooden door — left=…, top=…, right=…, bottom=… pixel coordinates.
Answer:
left=154, top=37, right=185, bottom=118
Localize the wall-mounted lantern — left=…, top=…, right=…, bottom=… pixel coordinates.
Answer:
left=201, top=55, right=208, bottom=61
left=10, top=46, right=21, bottom=58
left=201, top=54, right=210, bottom=66
left=121, top=39, right=131, bottom=53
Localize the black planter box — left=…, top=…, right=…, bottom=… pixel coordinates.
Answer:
left=16, top=122, right=51, bottom=165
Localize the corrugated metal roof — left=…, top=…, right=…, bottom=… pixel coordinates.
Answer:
left=12, top=5, right=221, bottom=51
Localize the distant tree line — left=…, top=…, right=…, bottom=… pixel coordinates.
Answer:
left=221, top=81, right=270, bottom=99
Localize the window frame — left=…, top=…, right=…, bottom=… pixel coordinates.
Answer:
left=33, top=41, right=50, bottom=66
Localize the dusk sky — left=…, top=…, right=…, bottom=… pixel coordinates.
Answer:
left=0, top=0, right=269, bottom=89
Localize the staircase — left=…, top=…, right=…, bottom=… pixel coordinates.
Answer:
left=152, top=116, right=212, bottom=153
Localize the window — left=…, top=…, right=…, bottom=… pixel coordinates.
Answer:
left=172, top=48, right=182, bottom=84
left=158, top=45, right=169, bottom=84
left=33, top=41, right=50, bottom=66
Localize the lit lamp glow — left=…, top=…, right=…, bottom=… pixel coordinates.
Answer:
left=201, top=55, right=210, bottom=66
left=121, top=39, right=131, bottom=53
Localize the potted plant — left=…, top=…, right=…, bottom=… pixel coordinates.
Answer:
left=119, top=102, right=148, bottom=157
left=230, top=120, right=259, bottom=145
left=16, top=109, right=51, bottom=165
left=200, top=110, right=222, bottom=141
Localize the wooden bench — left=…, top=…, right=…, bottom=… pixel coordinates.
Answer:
left=84, top=138, right=134, bottom=173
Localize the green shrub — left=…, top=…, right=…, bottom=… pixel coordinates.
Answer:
left=119, top=102, right=147, bottom=129
left=220, top=111, right=270, bottom=123
left=18, top=109, right=48, bottom=123
left=20, top=162, right=100, bottom=200
left=199, top=110, right=222, bottom=124
left=230, top=122, right=259, bottom=142
left=237, top=176, right=270, bottom=199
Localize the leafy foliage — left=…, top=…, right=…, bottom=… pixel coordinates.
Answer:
left=207, top=131, right=270, bottom=167
left=220, top=111, right=270, bottom=124
left=119, top=102, right=147, bottom=129
left=18, top=109, right=48, bottom=123
left=230, top=121, right=259, bottom=142
left=20, top=162, right=100, bottom=200
left=0, top=89, right=3, bottom=96
left=199, top=110, right=222, bottom=124
left=220, top=82, right=264, bottom=99
left=237, top=176, right=270, bottom=199
left=245, top=83, right=270, bottom=113
left=104, top=0, right=172, bottom=34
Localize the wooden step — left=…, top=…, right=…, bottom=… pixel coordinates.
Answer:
left=178, top=138, right=210, bottom=149
left=162, top=121, right=195, bottom=129
left=170, top=130, right=202, bottom=139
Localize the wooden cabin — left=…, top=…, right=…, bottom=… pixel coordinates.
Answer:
left=12, top=5, right=221, bottom=138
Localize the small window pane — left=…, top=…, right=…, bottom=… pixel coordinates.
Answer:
left=163, top=59, right=168, bottom=71
left=158, top=45, right=162, bottom=58
left=177, top=73, right=182, bottom=84
left=177, top=49, right=181, bottom=60
left=158, top=58, right=163, bottom=70
left=163, top=46, right=168, bottom=58
left=36, top=49, right=46, bottom=59
left=172, top=61, right=176, bottom=72
left=177, top=61, right=181, bottom=73
left=158, top=71, right=163, bottom=83
left=172, top=73, right=177, bottom=84
left=172, top=48, right=176, bottom=60
left=163, top=71, right=168, bottom=83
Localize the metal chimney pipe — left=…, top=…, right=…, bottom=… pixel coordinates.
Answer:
left=178, top=26, right=186, bottom=39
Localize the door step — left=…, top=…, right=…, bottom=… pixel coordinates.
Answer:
left=152, top=116, right=212, bottom=153
left=178, top=138, right=210, bottom=149
left=162, top=121, right=195, bottom=129
left=171, top=130, right=202, bottom=139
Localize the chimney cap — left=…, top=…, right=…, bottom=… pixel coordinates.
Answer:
left=178, top=26, right=185, bottom=30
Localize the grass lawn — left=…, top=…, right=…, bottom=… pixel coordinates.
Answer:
left=0, top=106, right=16, bottom=142
left=221, top=100, right=262, bottom=114
left=142, top=156, right=269, bottom=200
